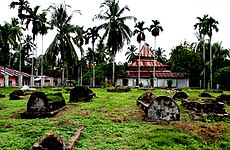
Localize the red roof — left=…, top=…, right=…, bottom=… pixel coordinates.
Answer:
left=138, top=43, right=155, bottom=57
left=128, top=70, right=185, bottom=78
left=130, top=59, right=168, bottom=67
left=0, top=66, right=30, bottom=77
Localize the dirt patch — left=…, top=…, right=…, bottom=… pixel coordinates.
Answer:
left=172, top=120, right=227, bottom=142
left=79, top=110, right=92, bottom=116
left=49, top=104, right=77, bottom=120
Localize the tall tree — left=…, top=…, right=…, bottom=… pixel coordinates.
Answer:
left=45, top=2, right=80, bottom=83
left=39, top=12, right=50, bottom=87
left=133, top=21, right=147, bottom=84
left=194, top=14, right=209, bottom=89
left=125, top=45, right=137, bottom=63
left=85, top=26, right=101, bottom=87
left=26, top=5, right=41, bottom=79
left=206, top=16, right=219, bottom=89
left=155, top=47, right=167, bottom=64
left=95, top=0, right=136, bottom=85
left=10, top=0, right=31, bottom=87
left=0, top=22, right=22, bottom=87
left=149, top=19, right=163, bottom=87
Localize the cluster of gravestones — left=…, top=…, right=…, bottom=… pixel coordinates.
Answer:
left=137, top=90, right=230, bottom=122
left=137, top=91, right=180, bottom=121
left=107, top=86, right=131, bottom=92
left=21, top=86, right=96, bottom=118
left=9, top=90, right=33, bottom=100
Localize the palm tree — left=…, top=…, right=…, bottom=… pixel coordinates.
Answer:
left=133, top=21, right=147, bottom=84
left=149, top=19, right=163, bottom=87
left=95, top=0, right=136, bottom=85
left=39, top=12, right=50, bottom=87
left=0, top=22, right=22, bottom=87
left=85, top=26, right=101, bottom=87
left=125, top=45, right=137, bottom=63
left=194, top=14, right=209, bottom=89
left=95, top=41, right=107, bottom=65
left=155, top=47, right=167, bottom=63
left=10, top=0, right=31, bottom=87
left=45, top=2, right=81, bottom=83
left=206, top=16, right=219, bottom=89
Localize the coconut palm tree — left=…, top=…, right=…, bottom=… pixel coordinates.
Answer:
left=206, top=16, right=219, bottom=89
left=155, top=47, right=167, bottom=64
left=95, top=0, right=136, bottom=85
left=45, top=2, right=81, bottom=83
left=10, top=0, right=31, bottom=87
left=194, top=14, right=209, bottom=89
left=0, top=22, right=22, bottom=87
left=25, top=5, right=41, bottom=79
left=149, top=19, right=163, bottom=87
left=125, top=45, right=137, bottom=63
left=38, top=12, right=50, bottom=87
left=133, top=21, right=148, bottom=84
left=85, top=26, right=101, bottom=87
left=95, top=41, right=107, bottom=65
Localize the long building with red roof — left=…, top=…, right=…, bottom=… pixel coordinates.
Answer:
left=117, top=43, right=189, bottom=88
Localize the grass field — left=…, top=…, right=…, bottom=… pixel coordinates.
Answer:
left=0, top=87, right=230, bottom=149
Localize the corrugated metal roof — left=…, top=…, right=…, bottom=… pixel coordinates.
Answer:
left=130, top=59, right=168, bottom=67
left=0, top=66, right=30, bottom=77
left=128, top=70, right=185, bottom=78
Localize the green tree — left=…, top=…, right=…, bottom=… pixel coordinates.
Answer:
left=45, top=2, right=81, bottom=82
left=206, top=16, right=219, bottom=89
left=85, top=26, right=101, bottom=87
left=214, top=66, right=230, bottom=90
left=95, top=0, right=136, bottom=85
left=125, top=45, right=137, bottom=63
left=169, top=41, right=203, bottom=87
left=194, top=14, right=209, bottom=89
left=133, top=21, right=147, bottom=83
left=149, top=19, right=163, bottom=86
left=0, top=22, right=22, bottom=87
left=155, top=47, right=167, bottom=64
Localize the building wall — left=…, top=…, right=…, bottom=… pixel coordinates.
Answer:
left=117, top=78, right=189, bottom=88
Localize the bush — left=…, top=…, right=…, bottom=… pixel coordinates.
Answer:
left=167, top=79, right=173, bottom=88
left=214, top=66, right=230, bottom=90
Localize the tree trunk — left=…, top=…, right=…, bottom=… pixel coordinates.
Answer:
left=41, top=35, right=44, bottom=87
left=92, top=42, right=95, bottom=87
left=112, top=54, right=115, bottom=86
left=202, top=35, right=206, bottom=89
left=210, top=38, right=212, bottom=89
left=153, top=36, right=157, bottom=88
left=35, top=37, right=38, bottom=77
left=19, top=38, right=23, bottom=87
left=138, top=42, right=141, bottom=86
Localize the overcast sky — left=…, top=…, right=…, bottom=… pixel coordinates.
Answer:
left=1, top=0, right=230, bottom=63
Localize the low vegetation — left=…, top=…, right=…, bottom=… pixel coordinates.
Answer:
left=0, top=87, right=230, bottom=149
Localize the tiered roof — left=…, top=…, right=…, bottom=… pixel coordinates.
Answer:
left=127, top=43, right=185, bottom=78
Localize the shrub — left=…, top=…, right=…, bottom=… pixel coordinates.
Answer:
left=167, top=79, right=173, bottom=88
left=214, top=66, right=230, bottom=90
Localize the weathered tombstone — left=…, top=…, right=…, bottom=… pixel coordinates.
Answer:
left=172, top=91, right=188, bottom=100
left=216, top=94, right=230, bottom=106
left=33, top=126, right=84, bottom=150
left=27, top=92, right=49, bottom=112
left=198, top=91, right=212, bottom=98
left=137, top=92, right=180, bottom=121
left=69, top=86, right=95, bottom=102
left=22, top=92, right=66, bottom=118
left=9, top=90, right=29, bottom=100
left=107, top=86, right=131, bottom=92
left=0, top=93, right=5, bottom=98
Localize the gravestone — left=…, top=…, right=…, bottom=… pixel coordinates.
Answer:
left=69, top=86, right=95, bottom=102
left=9, top=90, right=31, bottom=100
left=172, top=91, right=188, bottom=100
left=216, top=94, right=230, bottom=106
left=137, top=92, right=180, bottom=121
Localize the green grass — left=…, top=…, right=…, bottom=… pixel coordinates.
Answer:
left=0, top=87, right=230, bottom=149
